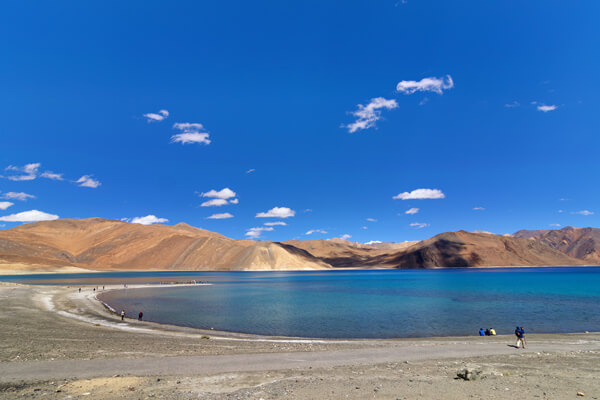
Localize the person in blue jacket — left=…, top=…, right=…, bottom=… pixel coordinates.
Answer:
left=479, top=328, right=486, bottom=336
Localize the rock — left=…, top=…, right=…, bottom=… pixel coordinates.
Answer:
left=457, top=367, right=483, bottom=381
left=577, top=392, right=585, bottom=397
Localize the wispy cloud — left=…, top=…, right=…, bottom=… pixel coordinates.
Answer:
left=76, top=175, right=101, bottom=188
left=171, top=122, right=211, bottom=145
left=40, top=171, right=63, bottom=180
left=4, top=163, right=40, bottom=181
left=549, top=223, right=561, bottom=227
left=405, top=208, right=419, bottom=215
left=264, top=221, right=287, bottom=226
left=245, top=226, right=274, bottom=239
left=537, top=104, right=558, bottom=112
left=572, top=210, right=594, bottom=216
left=206, top=212, right=234, bottom=219
left=394, top=189, right=445, bottom=200
left=343, top=97, right=398, bottom=133
left=396, top=75, right=454, bottom=95
left=473, top=207, right=485, bottom=211
left=125, top=215, right=168, bottom=225
left=361, top=226, right=368, bottom=230
left=410, top=222, right=429, bottom=229
left=1, top=192, right=36, bottom=201
left=246, top=169, right=255, bottom=174
left=0, top=202, right=13, bottom=210
left=340, top=234, right=352, bottom=240
left=256, top=207, right=295, bottom=218
left=200, top=199, right=229, bottom=207
left=365, top=240, right=382, bottom=245
left=143, top=109, right=169, bottom=122
left=366, top=218, right=377, bottom=222
left=504, top=101, right=520, bottom=108
left=0, top=210, right=58, bottom=222
left=306, top=229, right=327, bottom=235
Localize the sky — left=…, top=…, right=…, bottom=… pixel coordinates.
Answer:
left=1, top=1, right=599, bottom=242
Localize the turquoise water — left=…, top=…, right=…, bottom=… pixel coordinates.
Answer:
left=4, top=268, right=600, bottom=338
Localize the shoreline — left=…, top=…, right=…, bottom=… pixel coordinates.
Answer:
left=1, top=263, right=598, bottom=277
left=1, top=282, right=600, bottom=398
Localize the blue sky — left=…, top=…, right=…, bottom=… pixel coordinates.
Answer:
left=1, top=1, right=599, bottom=242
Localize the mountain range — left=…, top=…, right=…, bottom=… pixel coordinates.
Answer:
left=0, top=218, right=597, bottom=273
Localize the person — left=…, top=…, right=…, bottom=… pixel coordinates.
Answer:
left=93, top=287, right=95, bottom=292
left=102, top=285, right=105, bottom=290
left=490, top=328, right=496, bottom=336
left=515, top=326, right=526, bottom=348
left=78, top=288, right=81, bottom=293
left=121, top=310, right=125, bottom=321
left=485, top=328, right=491, bottom=336
left=518, top=327, right=526, bottom=349
left=479, top=328, right=485, bottom=336
left=138, top=312, right=143, bottom=321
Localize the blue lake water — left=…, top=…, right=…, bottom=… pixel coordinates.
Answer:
left=3, top=267, right=600, bottom=338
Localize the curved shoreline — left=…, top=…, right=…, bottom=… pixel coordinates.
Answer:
left=38, top=282, right=600, bottom=342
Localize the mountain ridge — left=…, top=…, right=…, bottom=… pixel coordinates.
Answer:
left=0, top=219, right=595, bottom=273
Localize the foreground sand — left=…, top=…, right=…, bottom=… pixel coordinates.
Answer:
left=0, top=283, right=599, bottom=399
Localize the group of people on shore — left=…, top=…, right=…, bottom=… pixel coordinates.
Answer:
left=478, top=328, right=496, bottom=336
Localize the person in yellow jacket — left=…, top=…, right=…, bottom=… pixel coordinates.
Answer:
left=490, top=328, right=496, bottom=335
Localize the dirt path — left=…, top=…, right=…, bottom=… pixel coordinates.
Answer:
left=2, top=338, right=600, bottom=383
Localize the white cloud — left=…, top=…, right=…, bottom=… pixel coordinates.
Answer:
left=343, top=97, right=398, bottom=133
left=405, top=207, right=419, bottom=215
left=306, top=229, right=327, bottom=235
left=394, top=189, right=445, bottom=200
left=264, top=221, right=287, bottom=226
left=76, top=175, right=101, bottom=188
left=143, top=109, right=169, bottom=122
left=0, top=202, right=13, bottom=210
left=0, top=209, right=59, bottom=222
left=5, top=163, right=40, bottom=181
left=365, top=240, right=382, bottom=245
left=246, top=169, right=255, bottom=174
left=473, top=207, right=485, bottom=211
left=256, top=207, right=295, bottom=218
left=171, top=122, right=211, bottom=145
left=129, top=215, right=168, bottom=225
left=573, top=210, right=594, bottom=216
left=340, top=234, right=352, bottom=240
left=2, top=192, right=35, bottom=201
left=366, top=218, right=377, bottom=222
left=410, top=222, right=430, bottom=229
left=419, top=97, right=429, bottom=106
left=201, top=199, right=229, bottom=207
left=229, top=198, right=239, bottom=204
left=361, top=226, right=368, bottom=230
left=41, top=171, right=63, bottom=180
left=245, top=226, right=274, bottom=239
left=549, top=223, right=561, bottom=227
left=396, top=75, right=454, bottom=95
left=558, top=209, right=564, bottom=213
left=537, top=104, right=558, bottom=112
left=201, top=188, right=236, bottom=199
left=206, top=213, right=234, bottom=219
left=504, top=101, right=520, bottom=108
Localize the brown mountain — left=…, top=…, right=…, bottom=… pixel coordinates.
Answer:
left=0, top=218, right=330, bottom=272
left=376, top=230, right=586, bottom=268
left=514, top=226, right=600, bottom=264
left=0, top=219, right=592, bottom=273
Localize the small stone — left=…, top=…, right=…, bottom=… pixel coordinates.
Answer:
left=577, top=392, right=585, bottom=397
left=457, top=367, right=483, bottom=381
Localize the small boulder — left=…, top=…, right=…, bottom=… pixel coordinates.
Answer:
left=457, top=367, right=483, bottom=381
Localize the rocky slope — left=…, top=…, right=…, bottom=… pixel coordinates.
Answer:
left=513, top=226, right=600, bottom=264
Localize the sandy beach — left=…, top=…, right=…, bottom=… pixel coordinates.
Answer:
left=0, top=282, right=599, bottom=399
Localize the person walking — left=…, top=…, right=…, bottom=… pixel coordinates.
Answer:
left=121, top=310, right=125, bottom=321
left=138, top=311, right=143, bottom=321
left=518, top=327, right=526, bottom=349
